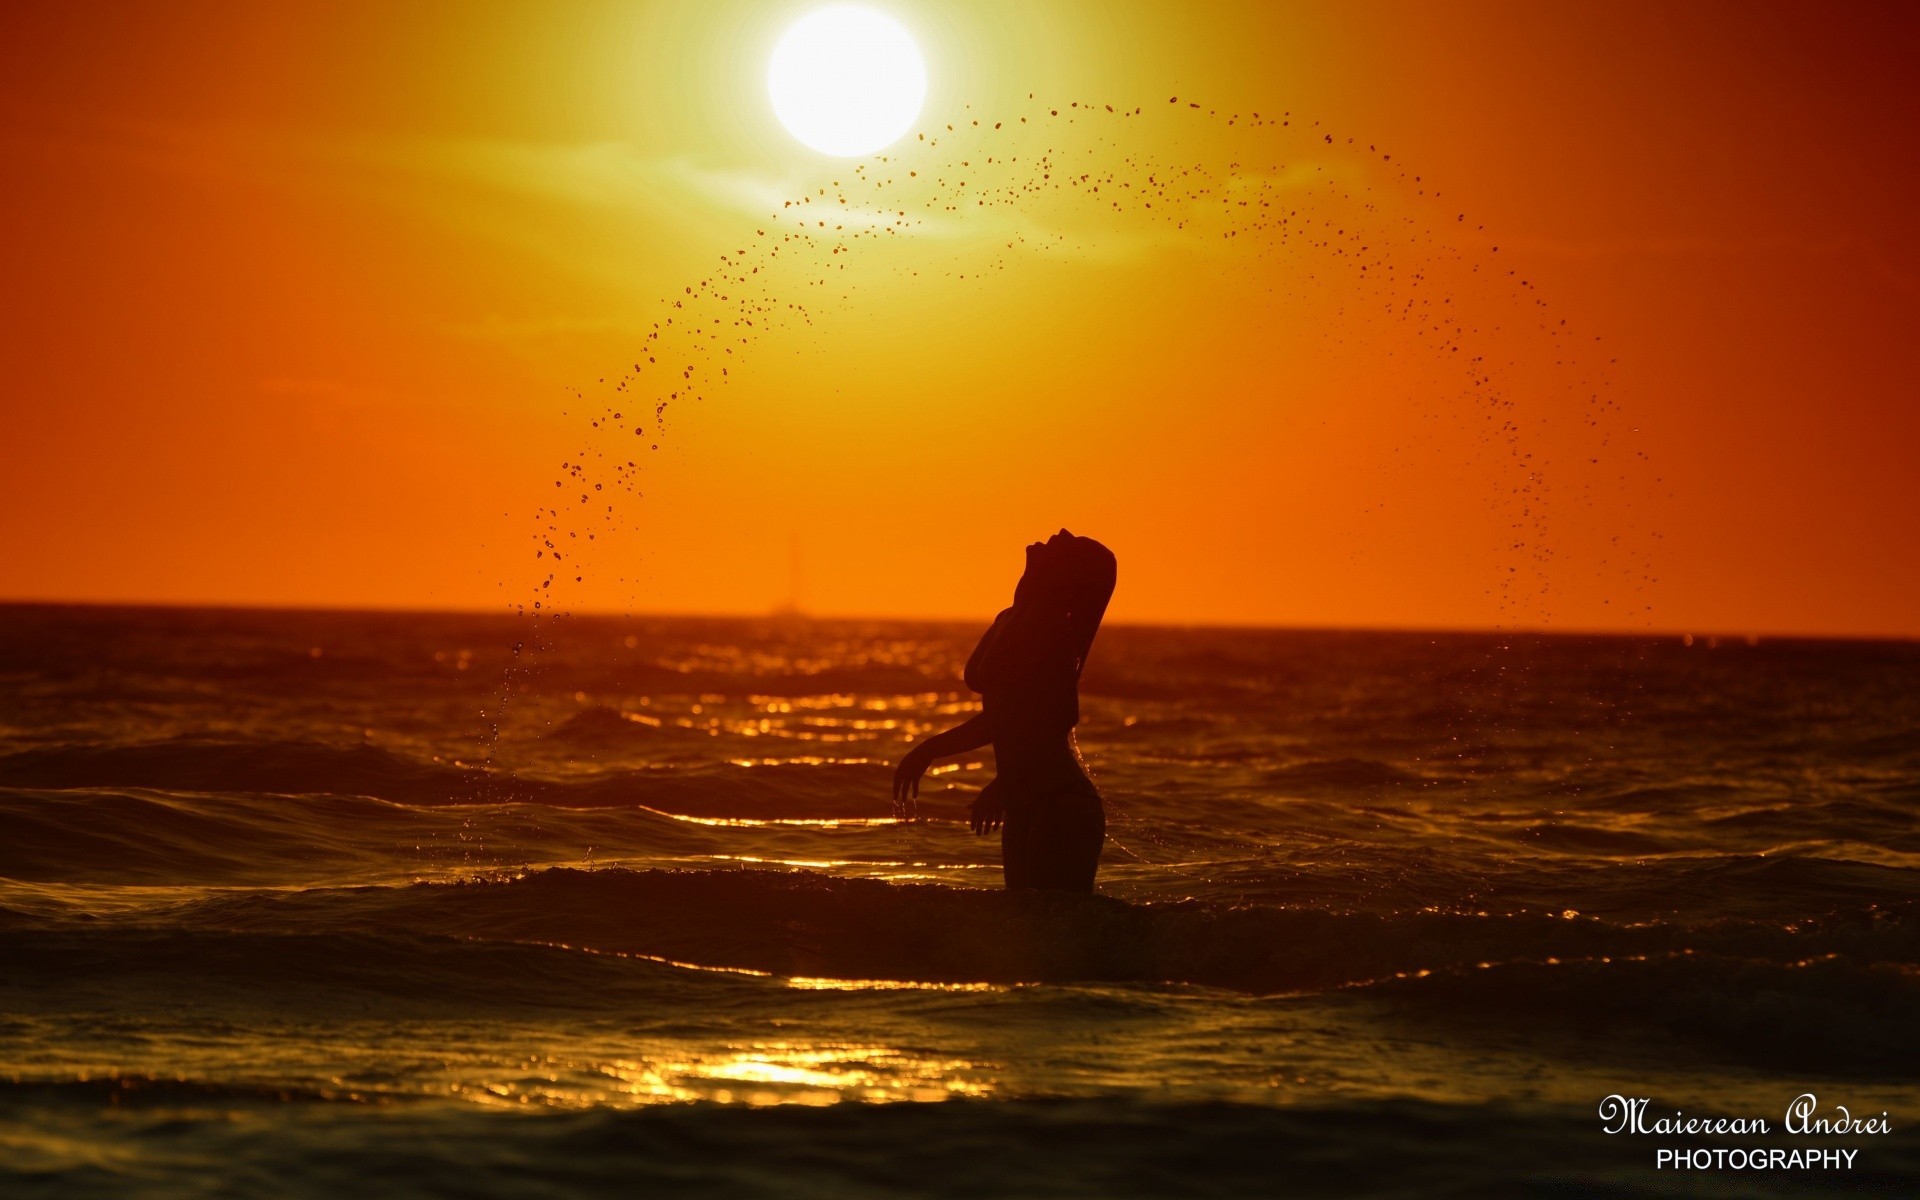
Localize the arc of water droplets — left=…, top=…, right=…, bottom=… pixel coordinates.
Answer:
left=481, top=92, right=1660, bottom=819
left=528, top=94, right=1652, bottom=621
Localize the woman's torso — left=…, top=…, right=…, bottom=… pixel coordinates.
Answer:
left=968, top=605, right=1100, bottom=807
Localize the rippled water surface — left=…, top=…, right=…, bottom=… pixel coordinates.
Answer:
left=2, top=605, right=1916, bottom=1196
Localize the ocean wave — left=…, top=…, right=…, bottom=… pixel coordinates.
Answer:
left=542, top=706, right=709, bottom=746
left=0, top=741, right=903, bottom=819
left=1124, top=845, right=1920, bottom=926
left=94, top=866, right=1919, bottom=997
left=0, top=784, right=949, bottom=892
left=0, top=788, right=445, bottom=884
left=0, top=1074, right=355, bottom=1107
left=1506, top=822, right=1673, bottom=856
left=1354, top=951, right=1920, bottom=1077
left=1257, top=758, right=1443, bottom=793
left=0, top=927, right=747, bottom=1016
left=0, top=740, right=477, bottom=806
left=1573, top=779, right=1752, bottom=814
left=13, top=1092, right=1850, bottom=1200
left=1467, top=852, right=1920, bottom=922
left=5, top=772, right=1915, bottom=930
left=1702, top=799, right=1920, bottom=847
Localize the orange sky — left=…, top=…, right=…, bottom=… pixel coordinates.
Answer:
left=2, top=1, right=1915, bottom=636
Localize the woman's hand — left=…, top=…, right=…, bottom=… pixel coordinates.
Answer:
left=892, top=741, right=936, bottom=814
left=968, top=786, right=1005, bottom=836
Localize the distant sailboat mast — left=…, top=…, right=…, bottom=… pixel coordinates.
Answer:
left=775, top=530, right=804, bottom=618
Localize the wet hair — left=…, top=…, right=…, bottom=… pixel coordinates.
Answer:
left=1018, top=535, right=1115, bottom=676
left=966, top=534, right=1116, bottom=694
left=1052, top=536, right=1116, bottom=677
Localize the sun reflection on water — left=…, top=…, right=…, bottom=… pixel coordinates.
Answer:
left=636, top=806, right=900, bottom=828
left=448, top=1043, right=993, bottom=1109
left=786, top=977, right=1006, bottom=993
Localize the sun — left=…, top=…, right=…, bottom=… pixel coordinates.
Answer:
left=768, top=5, right=926, bottom=157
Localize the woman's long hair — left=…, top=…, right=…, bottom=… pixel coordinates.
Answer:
left=1057, top=537, right=1117, bottom=678
left=967, top=536, right=1116, bottom=693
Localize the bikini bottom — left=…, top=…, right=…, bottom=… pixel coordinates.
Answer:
left=999, top=784, right=1105, bottom=893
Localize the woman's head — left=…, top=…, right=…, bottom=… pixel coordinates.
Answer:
left=966, top=530, right=1117, bottom=694
left=1018, top=529, right=1104, bottom=596
left=1016, top=529, right=1116, bottom=671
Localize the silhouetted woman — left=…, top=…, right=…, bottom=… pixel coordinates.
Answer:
left=893, top=530, right=1117, bottom=892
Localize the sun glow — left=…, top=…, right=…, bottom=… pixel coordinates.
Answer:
left=767, top=5, right=926, bottom=156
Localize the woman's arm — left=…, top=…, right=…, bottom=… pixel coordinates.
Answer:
left=918, top=710, right=995, bottom=760
left=892, top=710, right=994, bottom=807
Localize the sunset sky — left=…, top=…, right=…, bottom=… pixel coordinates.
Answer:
left=3, top=1, right=1915, bottom=636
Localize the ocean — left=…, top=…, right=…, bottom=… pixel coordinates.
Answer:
left=1, top=603, right=1915, bottom=1196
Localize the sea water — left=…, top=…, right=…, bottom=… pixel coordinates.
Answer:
left=1, top=604, right=1915, bottom=1195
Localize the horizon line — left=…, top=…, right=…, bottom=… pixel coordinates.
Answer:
left=1, top=595, right=1913, bottom=647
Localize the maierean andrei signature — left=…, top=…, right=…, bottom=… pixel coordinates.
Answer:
left=1600, top=1094, right=1895, bottom=1170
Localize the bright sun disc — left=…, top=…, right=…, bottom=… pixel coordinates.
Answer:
left=768, top=5, right=926, bottom=157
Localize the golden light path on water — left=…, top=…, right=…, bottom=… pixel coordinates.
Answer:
left=382, top=939, right=1014, bottom=1108
left=637, top=807, right=897, bottom=828
left=700, top=853, right=992, bottom=872
left=384, top=937, right=1012, bottom=1110
left=449, top=1042, right=992, bottom=1109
